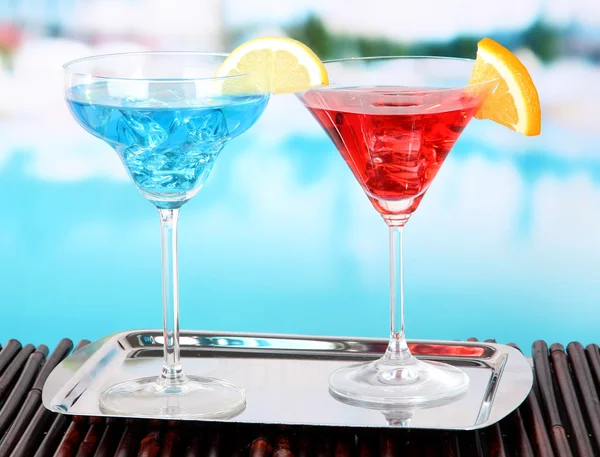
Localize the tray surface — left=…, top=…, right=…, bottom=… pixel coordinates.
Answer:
left=42, top=330, right=533, bottom=430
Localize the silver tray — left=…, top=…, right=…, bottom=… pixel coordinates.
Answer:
left=42, top=330, right=532, bottom=430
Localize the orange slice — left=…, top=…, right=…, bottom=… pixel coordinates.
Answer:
left=469, top=38, right=541, bottom=136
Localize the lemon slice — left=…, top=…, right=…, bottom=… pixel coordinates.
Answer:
left=469, top=38, right=541, bottom=136
left=216, top=36, right=328, bottom=95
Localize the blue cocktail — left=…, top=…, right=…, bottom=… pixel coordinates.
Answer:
left=68, top=83, right=266, bottom=206
left=64, top=52, right=268, bottom=419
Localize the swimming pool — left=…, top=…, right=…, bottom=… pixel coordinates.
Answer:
left=0, top=95, right=598, bottom=353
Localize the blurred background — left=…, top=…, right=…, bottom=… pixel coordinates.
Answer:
left=0, top=0, right=598, bottom=352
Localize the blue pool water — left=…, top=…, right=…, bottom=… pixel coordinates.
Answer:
left=0, top=96, right=599, bottom=354
left=67, top=83, right=268, bottom=207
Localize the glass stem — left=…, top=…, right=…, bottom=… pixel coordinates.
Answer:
left=158, top=208, right=187, bottom=387
left=384, top=225, right=414, bottom=363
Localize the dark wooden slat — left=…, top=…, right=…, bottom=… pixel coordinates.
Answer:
left=488, top=423, right=507, bottom=457
left=0, top=340, right=22, bottom=375
left=13, top=340, right=90, bottom=457
left=531, top=340, right=575, bottom=457
left=0, top=345, right=48, bottom=443
left=512, top=409, right=535, bottom=457
left=8, top=401, right=56, bottom=457
left=53, top=418, right=90, bottom=457
left=318, top=434, right=336, bottom=457
left=92, top=419, right=123, bottom=457
left=205, top=430, right=222, bottom=457
left=73, top=340, right=92, bottom=353
left=506, top=342, right=556, bottom=457
left=137, top=430, right=161, bottom=457
left=404, top=432, right=420, bottom=457
left=333, top=435, right=352, bottom=457
left=230, top=429, right=252, bottom=457
left=585, top=345, right=600, bottom=404
left=522, top=387, right=557, bottom=457
left=113, top=424, right=143, bottom=457
left=567, top=342, right=600, bottom=453
left=441, top=434, right=460, bottom=457
left=6, top=338, right=79, bottom=456
left=422, top=436, right=437, bottom=457
left=32, top=338, right=74, bottom=392
left=74, top=421, right=105, bottom=457
left=158, top=428, right=181, bottom=457
left=0, top=344, right=36, bottom=402
left=457, top=432, right=481, bottom=457
left=586, top=344, right=600, bottom=454
left=356, top=434, right=374, bottom=457
left=550, top=343, right=594, bottom=457
left=249, top=435, right=273, bottom=457
left=145, top=420, right=162, bottom=429
left=183, top=432, right=203, bottom=457
left=272, top=435, right=292, bottom=457
left=33, top=413, right=71, bottom=457
left=378, top=434, right=395, bottom=457
left=295, top=434, right=313, bottom=457
left=532, top=341, right=563, bottom=427
left=550, top=425, right=575, bottom=457
left=6, top=343, right=73, bottom=457
left=2, top=391, right=44, bottom=457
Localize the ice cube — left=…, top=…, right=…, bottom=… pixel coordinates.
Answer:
left=108, top=80, right=149, bottom=101
left=80, top=105, right=111, bottom=131
left=131, top=98, right=171, bottom=109
left=184, top=109, right=229, bottom=145
left=116, top=110, right=167, bottom=149
left=370, top=127, right=421, bottom=165
left=138, top=148, right=169, bottom=171
left=162, top=88, right=186, bottom=103
left=120, top=96, right=139, bottom=106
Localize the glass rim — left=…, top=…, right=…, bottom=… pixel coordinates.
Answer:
left=312, top=55, right=499, bottom=92
left=63, top=50, right=249, bottom=83
left=322, top=55, right=477, bottom=64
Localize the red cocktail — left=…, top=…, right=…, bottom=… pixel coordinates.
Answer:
left=299, top=57, right=496, bottom=409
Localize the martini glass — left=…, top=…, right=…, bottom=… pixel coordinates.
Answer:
left=298, top=57, right=497, bottom=409
left=63, top=52, right=269, bottom=419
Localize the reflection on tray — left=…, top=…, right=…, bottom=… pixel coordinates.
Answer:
left=126, top=332, right=495, bottom=360
left=408, top=343, right=486, bottom=357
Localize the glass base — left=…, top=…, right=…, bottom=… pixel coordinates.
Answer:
left=99, top=375, right=246, bottom=419
left=329, top=357, right=469, bottom=409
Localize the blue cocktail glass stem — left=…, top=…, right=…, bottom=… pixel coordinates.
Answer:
left=158, top=208, right=188, bottom=388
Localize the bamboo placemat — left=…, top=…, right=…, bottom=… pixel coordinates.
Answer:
left=1, top=337, right=597, bottom=457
